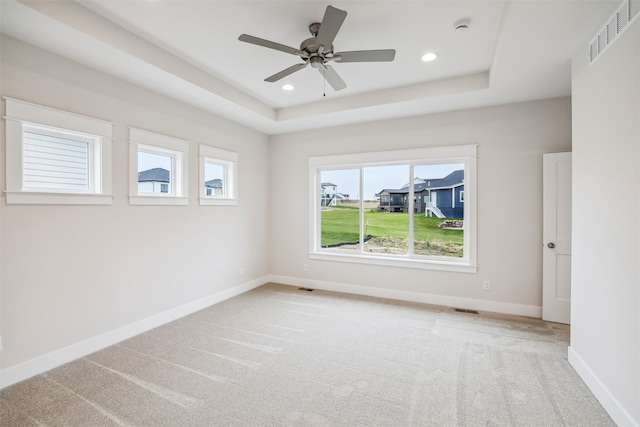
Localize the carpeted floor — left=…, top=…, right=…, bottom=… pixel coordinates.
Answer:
left=1, top=283, right=614, bottom=426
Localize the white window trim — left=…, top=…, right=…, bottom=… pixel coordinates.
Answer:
left=4, top=97, right=113, bottom=205
left=199, top=144, right=238, bottom=206
left=309, top=144, right=477, bottom=273
left=129, top=128, right=189, bottom=206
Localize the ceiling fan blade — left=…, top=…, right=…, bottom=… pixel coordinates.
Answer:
left=319, top=64, right=347, bottom=91
left=334, top=49, right=396, bottom=63
left=315, top=6, right=347, bottom=52
left=265, top=62, right=308, bottom=82
left=239, top=34, right=302, bottom=56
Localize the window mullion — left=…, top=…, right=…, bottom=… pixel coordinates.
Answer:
left=172, top=153, right=178, bottom=196
left=408, top=164, right=415, bottom=256
left=88, top=139, right=95, bottom=193
left=317, top=170, right=322, bottom=251
left=359, top=167, right=365, bottom=253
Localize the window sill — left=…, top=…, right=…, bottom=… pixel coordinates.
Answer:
left=5, top=191, right=113, bottom=205
left=199, top=198, right=238, bottom=206
left=129, top=196, right=189, bottom=206
left=309, top=251, right=478, bottom=273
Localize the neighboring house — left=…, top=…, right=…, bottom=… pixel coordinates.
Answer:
left=138, top=167, right=170, bottom=193
left=205, top=178, right=223, bottom=196
left=377, top=170, right=464, bottom=218
left=321, top=182, right=349, bottom=206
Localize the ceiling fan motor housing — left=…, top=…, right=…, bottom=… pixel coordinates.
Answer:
left=301, top=37, right=334, bottom=59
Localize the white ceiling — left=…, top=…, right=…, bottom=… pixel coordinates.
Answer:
left=1, top=0, right=619, bottom=135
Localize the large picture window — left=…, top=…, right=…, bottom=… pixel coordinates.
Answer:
left=309, top=145, right=477, bottom=272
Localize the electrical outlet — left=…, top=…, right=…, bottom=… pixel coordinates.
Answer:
left=483, top=280, right=491, bottom=291
left=239, top=267, right=245, bottom=277
left=303, top=263, right=309, bottom=272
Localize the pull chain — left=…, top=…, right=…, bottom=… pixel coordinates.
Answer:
left=323, top=67, right=326, bottom=97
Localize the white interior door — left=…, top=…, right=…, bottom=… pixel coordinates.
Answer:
left=542, top=152, right=572, bottom=324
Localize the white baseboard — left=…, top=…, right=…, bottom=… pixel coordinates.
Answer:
left=568, top=346, right=638, bottom=427
left=267, top=275, right=542, bottom=318
left=0, top=275, right=543, bottom=390
left=0, top=276, right=268, bottom=390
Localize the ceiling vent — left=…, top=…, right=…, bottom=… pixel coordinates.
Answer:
left=589, top=0, right=640, bottom=64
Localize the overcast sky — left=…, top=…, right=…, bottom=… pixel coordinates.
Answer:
left=322, top=163, right=463, bottom=200
left=138, top=152, right=169, bottom=173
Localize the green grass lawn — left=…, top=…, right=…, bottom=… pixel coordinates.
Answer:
left=321, top=207, right=463, bottom=257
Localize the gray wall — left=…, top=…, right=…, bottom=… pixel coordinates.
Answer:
left=0, top=37, right=270, bottom=379
left=269, top=97, right=572, bottom=314
left=570, top=19, right=639, bottom=426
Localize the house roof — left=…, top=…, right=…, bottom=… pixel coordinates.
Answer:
left=378, top=170, right=464, bottom=195
left=205, top=179, right=222, bottom=188
left=138, top=167, right=170, bottom=183
left=321, top=182, right=337, bottom=187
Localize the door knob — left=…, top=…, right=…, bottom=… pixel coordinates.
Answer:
left=547, top=242, right=555, bottom=249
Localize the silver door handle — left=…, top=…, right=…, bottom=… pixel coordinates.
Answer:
left=547, top=242, right=555, bottom=249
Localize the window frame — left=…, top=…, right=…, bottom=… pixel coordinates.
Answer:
left=129, top=128, right=189, bottom=206
left=199, top=144, right=238, bottom=206
left=309, top=145, right=477, bottom=273
left=4, top=97, right=113, bottom=205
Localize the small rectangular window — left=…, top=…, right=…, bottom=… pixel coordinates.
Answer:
left=199, top=145, right=238, bottom=206
left=22, top=124, right=94, bottom=192
left=4, top=97, right=113, bottom=205
left=129, top=128, right=189, bottom=206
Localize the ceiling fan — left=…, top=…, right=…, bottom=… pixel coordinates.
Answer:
left=238, top=5, right=396, bottom=91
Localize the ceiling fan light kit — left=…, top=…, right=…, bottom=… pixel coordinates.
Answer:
left=238, top=5, right=396, bottom=92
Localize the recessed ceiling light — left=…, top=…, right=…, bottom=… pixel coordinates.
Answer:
left=282, top=84, right=294, bottom=91
left=421, top=52, right=438, bottom=62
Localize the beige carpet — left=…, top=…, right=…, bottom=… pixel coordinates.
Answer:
left=1, top=283, right=614, bottom=426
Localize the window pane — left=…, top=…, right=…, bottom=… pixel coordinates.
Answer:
left=205, top=162, right=225, bottom=196
left=320, top=169, right=360, bottom=251
left=138, top=151, right=171, bottom=194
left=412, top=164, right=465, bottom=258
left=23, top=127, right=89, bottom=191
left=364, top=165, right=409, bottom=255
